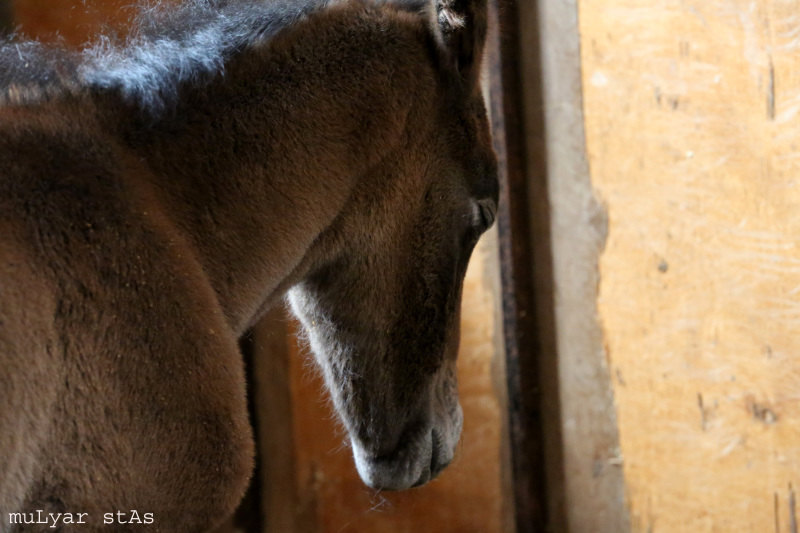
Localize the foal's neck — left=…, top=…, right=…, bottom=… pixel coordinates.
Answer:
left=98, top=5, right=433, bottom=333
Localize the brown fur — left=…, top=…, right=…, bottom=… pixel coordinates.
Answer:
left=0, top=0, right=495, bottom=530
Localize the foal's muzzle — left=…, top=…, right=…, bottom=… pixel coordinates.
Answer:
left=350, top=404, right=463, bottom=490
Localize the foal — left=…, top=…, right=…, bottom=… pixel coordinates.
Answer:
left=0, top=0, right=497, bottom=529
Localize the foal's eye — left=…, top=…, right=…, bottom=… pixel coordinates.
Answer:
left=471, top=198, right=497, bottom=233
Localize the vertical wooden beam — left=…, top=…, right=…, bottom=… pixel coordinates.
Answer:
left=251, top=307, right=301, bottom=533
left=521, top=0, right=630, bottom=531
left=487, top=1, right=557, bottom=531
left=490, top=0, right=631, bottom=530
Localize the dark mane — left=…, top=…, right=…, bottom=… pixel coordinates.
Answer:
left=0, top=0, right=327, bottom=111
left=0, top=39, right=80, bottom=103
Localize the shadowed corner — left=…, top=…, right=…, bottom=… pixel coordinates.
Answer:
left=0, top=0, right=12, bottom=37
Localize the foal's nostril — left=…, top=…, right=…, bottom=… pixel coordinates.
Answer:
left=430, top=430, right=441, bottom=474
left=410, top=430, right=448, bottom=488
left=429, top=430, right=452, bottom=478
left=368, top=419, right=427, bottom=460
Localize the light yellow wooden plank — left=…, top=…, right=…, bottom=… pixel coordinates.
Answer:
left=520, top=1, right=631, bottom=530
left=580, top=1, right=800, bottom=530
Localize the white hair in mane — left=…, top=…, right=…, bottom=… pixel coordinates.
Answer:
left=0, top=0, right=327, bottom=111
left=80, top=0, right=327, bottom=111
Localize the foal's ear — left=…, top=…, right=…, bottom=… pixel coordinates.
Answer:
left=434, top=0, right=488, bottom=83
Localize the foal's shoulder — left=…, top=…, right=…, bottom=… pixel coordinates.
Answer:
left=0, top=103, right=147, bottom=255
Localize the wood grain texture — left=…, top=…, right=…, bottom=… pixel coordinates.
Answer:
left=251, top=311, right=303, bottom=533
left=580, top=1, right=800, bottom=530
left=487, top=0, right=552, bottom=529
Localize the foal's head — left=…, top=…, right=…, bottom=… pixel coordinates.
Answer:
left=289, top=0, right=496, bottom=490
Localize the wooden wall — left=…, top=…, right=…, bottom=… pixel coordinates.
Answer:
left=13, top=0, right=134, bottom=44
left=515, top=1, right=800, bottom=531
left=578, top=0, right=800, bottom=531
